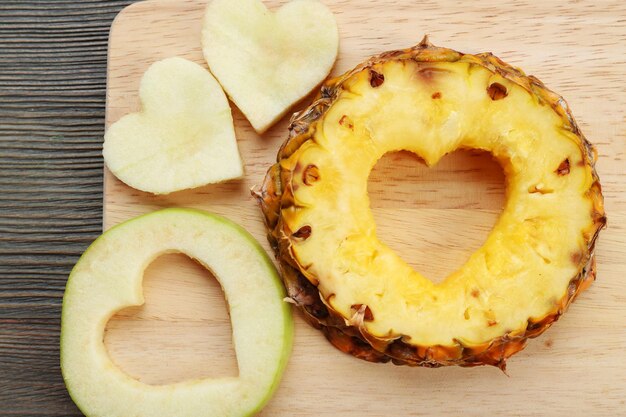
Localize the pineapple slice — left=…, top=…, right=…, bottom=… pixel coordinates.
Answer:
left=202, top=0, right=339, bottom=134
left=103, top=57, right=243, bottom=195
left=257, top=38, right=606, bottom=368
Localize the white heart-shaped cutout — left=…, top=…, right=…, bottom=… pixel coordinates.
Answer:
left=202, top=0, right=339, bottom=133
left=103, top=57, right=243, bottom=195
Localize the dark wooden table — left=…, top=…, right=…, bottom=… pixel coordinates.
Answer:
left=0, top=2, right=136, bottom=415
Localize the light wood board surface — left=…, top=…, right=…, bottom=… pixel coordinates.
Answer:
left=103, top=1, right=626, bottom=416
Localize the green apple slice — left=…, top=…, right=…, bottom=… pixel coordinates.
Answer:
left=103, top=57, right=244, bottom=195
left=202, top=0, right=339, bottom=134
left=61, top=208, right=293, bottom=417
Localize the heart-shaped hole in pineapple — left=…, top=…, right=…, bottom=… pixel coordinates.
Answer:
left=104, top=253, right=239, bottom=385
left=369, top=149, right=505, bottom=284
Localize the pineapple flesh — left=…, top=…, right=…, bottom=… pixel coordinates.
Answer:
left=256, top=38, right=605, bottom=368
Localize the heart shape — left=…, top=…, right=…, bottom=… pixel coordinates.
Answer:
left=202, top=0, right=339, bottom=133
left=368, top=150, right=505, bottom=284
left=103, top=57, right=243, bottom=195
left=61, top=209, right=293, bottom=416
left=104, top=253, right=239, bottom=384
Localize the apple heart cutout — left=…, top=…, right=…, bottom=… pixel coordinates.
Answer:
left=202, top=0, right=339, bottom=134
left=61, top=209, right=293, bottom=417
left=103, top=57, right=244, bottom=195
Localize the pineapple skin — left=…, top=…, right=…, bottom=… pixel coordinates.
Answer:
left=255, top=38, right=606, bottom=369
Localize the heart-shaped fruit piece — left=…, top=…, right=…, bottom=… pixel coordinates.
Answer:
left=61, top=209, right=293, bottom=417
left=202, top=0, right=339, bottom=134
left=103, top=57, right=243, bottom=195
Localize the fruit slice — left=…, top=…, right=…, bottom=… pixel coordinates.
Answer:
left=256, top=38, right=606, bottom=368
left=61, top=209, right=293, bottom=417
left=202, top=0, right=339, bottom=134
left=103, top=57, right=243, bottom=195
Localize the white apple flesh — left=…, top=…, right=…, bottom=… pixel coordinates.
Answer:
left=61, top=208, right=293, bottom=417
left=103, top=58, right=244, bottom=195
left=202, top=0, right=339, bottom=134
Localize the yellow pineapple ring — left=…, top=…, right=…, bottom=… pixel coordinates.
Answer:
left=257, top=38, right=605, bottom=368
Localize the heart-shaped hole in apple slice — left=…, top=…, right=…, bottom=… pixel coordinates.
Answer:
left=104, top=253, right=239, bottom=385
left=369, top=149, right=505, bottom=284
left=61, top=209, right=293, bottom=417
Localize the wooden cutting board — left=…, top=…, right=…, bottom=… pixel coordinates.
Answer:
left=102, top=1, right=626, bottom=415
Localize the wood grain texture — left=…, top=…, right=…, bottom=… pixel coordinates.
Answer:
left=102, top=1, right=626, bottom=416
left=0, top=1, right=135, bottom=415
left=1, top=0, right=622, bottom=415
